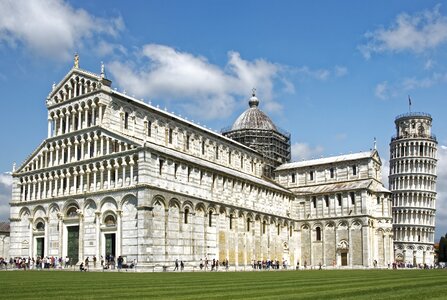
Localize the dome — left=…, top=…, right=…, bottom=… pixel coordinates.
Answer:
left=230, top=93, right=277, bottom=131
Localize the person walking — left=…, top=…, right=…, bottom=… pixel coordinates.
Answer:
left=180, top=260, right=184, bottom=271
left=174, top=259, right=179, bottom=271
left=117, top=256, right=123, bottom=271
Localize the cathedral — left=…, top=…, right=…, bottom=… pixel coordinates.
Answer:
left=8, top=57, right=401, bottom=269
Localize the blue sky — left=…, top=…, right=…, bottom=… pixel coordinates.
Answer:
left=0, top=0, right=446, bottom=239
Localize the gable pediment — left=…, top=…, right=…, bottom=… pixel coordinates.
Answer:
left=371, top=149, right=382, bottom=165
left=46, top=68, right=104, bottom=107
left=15, top=126, right=142, bottom=175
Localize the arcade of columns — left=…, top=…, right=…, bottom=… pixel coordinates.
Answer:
left=389, top=140, right=437, bottom=245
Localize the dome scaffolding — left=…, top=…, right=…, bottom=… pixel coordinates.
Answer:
left=222, top=92, right=291, bottom=178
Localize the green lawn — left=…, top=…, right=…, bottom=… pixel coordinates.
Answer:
left=1, top=269, right=446, bottom=299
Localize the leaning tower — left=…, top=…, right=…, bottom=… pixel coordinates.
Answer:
left=389, top=112, right=437, bottom=266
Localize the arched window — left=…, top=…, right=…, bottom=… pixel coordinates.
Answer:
left=316, top=227, right=321, bottom=241
left=262, top=220, right=266, bottom=234
left=168, top=128, right=173, bottom=144
left=104, top=214, right=116, bottom=227
left=352, top=165, right=357, bottom=175
left=247, top=218, right=251, bottom=232
left=350, top=192, right=355, bottom=205
left=124, top=112, right=129, bottom=129
left=208, top=210, right=213, bottom=227
left=66, top=206, right=78, bottom=217
left=184, top=208, right=189, bottom=224
left=159, top=159, right=164, bottom=175
left=36, top=221, right=45, bottom=231
left=229, top=214, right=233, bottom=230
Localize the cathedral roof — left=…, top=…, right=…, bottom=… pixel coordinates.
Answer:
left=230, top=92, right=277, bottom=132
left=276, top=150, right=381, bottom=171
left=289, top=179, right=390, bottom=195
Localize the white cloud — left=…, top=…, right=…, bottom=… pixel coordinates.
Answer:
left=296, top=66, right=330, bottom=80
left=402, top=73, right=447, bottom=90
left=0, top=173, right=12, bottom=221
left=334, top=133, right=348, bottom=141
left=0, top=173, right=12, bottom=187
left=293, top=65, right=347, bottom=81
left=360, top=5, right=447, bottom=58
left=381, top=158, right=390, bottom=186
left=291, top=143, right=324, bottom=161
left=375, top=81, right=390, bottom=100
left=0, top=0, right=124, bottom=61
left=375, top=73, right=447, bottom=100
left=424, top=59, right=435, bottom=70
left=435, top=145, right=447, bottom=239
left=95, top=41, right=127, bottom=57
left=334, top=66, right=348, bottom=77
left=109, top=44, right=292, bottom=120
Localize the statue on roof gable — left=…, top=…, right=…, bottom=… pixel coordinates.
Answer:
left=74, top=53, right=79, bottom=68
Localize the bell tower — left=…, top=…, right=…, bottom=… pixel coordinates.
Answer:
left=389, top=112, right=437, bottom=266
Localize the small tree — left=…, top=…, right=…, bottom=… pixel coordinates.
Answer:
left=439, top=234, right=447, bottom=263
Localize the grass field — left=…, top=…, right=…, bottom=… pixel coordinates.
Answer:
left=1, top=269, right=447, bottom=299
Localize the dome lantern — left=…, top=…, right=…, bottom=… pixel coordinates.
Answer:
left=248, top=88, right=259, bottom=108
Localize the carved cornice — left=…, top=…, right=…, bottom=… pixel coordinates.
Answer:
left=137, top=206, right=153, bottom=211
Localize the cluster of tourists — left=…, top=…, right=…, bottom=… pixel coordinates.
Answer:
left=197, top=258, right=230, bottom=271
left=0, top=254, right=136, bottom=271
left=252, top=259, right=290, bottom=270
left=1, top=255, right=441, bottom=271
left=173, top=259, right=184, bottom=271
left=178, top=258, right=310, bottom=272
left=392, top=262, right=434, bottom=269
left=1, top=256, right=72, bottom=270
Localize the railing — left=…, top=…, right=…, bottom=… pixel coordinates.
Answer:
left=391, top=133, right=437, bottom=142
left=221, top=126, right=291, bottom=139
left=395, top=112, right=432, bottom=120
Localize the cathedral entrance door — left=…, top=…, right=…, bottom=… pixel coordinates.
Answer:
left=105, top=233, right=116, bottom=258
left=67, top=226, right=79, bottom=265
left=36, top=237, right=44, bottom=258
left=341, top=252, right=348, bottom=266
